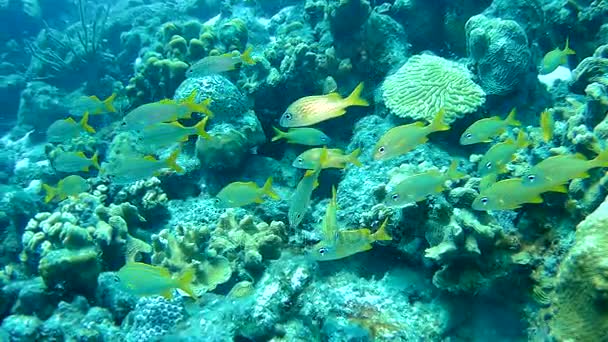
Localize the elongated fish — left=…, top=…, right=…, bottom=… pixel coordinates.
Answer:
left=459, top=108, right=520, bottom=145
left=288, top=148, right=328, bottom=228
left=215, top=177, right=280, bottom=208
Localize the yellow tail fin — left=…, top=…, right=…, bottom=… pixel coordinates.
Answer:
left=515, top=130, right=530, bottom=149
left=103, top=93, right=117, bottom=113
left=345, top=82, right=369, bottom=107
left=271, top=126, right=286, bottom=142
left=428, top=108, right=450, bottom=132
left=194, top=117, right=211, bottom=140
left=80, top=112, right=96, bottom=134
left=505, top=108, right=521, bottom=127
left=372, top=218, right=392, bottom=241
left=564, top=36, right=576, bottom=55
left=447, top=161, right=466, bottom=180
left=176, top=268, right=197, bottom=298
left=42, top=184, right=57, bottom=203
left=262, top=177, right=280, bottom=200
left=348, top=148, right=362, bottom=167
left=90, top=152, right=100, bottom=170
left=166, top=149, right=184, bottom=173
left=591, top=149, right=608, bottom=168
left=240, top=46, right=255, bottom=65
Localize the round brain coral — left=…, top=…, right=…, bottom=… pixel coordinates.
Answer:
left=382, top=54, right=485, bottom=124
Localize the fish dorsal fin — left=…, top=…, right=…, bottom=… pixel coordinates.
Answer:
left=169, top=121, right=184, bottom=128
left=65, top=117, right=77, bottom=124
left=573, top=153, right=587, bottom=160
left=159, top=98, right=174, bottom=104
left=413, top=121, right=425, bottom=127
left=143, top=155, right=157, bottom=161
left=76, top=151, right=86, bottom=158
left=89, top=95, right=100, bottom=101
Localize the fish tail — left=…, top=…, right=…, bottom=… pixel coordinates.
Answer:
left=564, top=36, right=576, bottom=55
left=177, top=268, right=197, bottom=298
left=262, top=177, right=280, bottom=200
left=505, top=108, right=521, bottom=127
left=344, top=82, right=369, bottom=107
left=271, top=126, right=286, bottom=142
left=103, top=93, right=117, bottom=113
left=91, top=152, right=100, bottom=170
left=166, top=149, right=184, bottom=173
left=80, top=112, right=96, bottom=134
left=591, top=148, right=608, bottom=168
left=515, top=130, right=530, bottom=148
left=42, top=184, right=57, bottom=203
left=372, top=218, right=392, bottom=241
left=447, top=161, right=466, bottom=180
left=240, top=46, right=255, bottom=65
left=194, top=117, right=212, bottom=140
left=428, top=108, right=450, bottom=132
left=348, top=148, right=363, bottom=167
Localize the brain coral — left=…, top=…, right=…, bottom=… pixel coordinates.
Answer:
left=382, top=54, right=485, bottom=124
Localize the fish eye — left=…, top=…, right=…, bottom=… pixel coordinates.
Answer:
left=465, top=133, right=472, bottom=139
left=527, top=175, right=536, bottom=182
left=318, top=247, right=327, bottom=255
left=485, top=162, right=492, bottom=169
left=283, top=113, right=292, bottom=121
left=480, top=197, right=489, bottom=205
left=378, top=146, right=386, bottom=154
left=296, top=213, right=301, bottom=218
left=297, top=157, right=303, bottom=163
left=391, top=193, right=399, bottom=201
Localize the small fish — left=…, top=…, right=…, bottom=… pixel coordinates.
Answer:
left=478, top=131, right=529, bottom=176
left=271, top=127, right=330, bottom=146
left=289, top=148, right=328, bottom=228
left=280, top=82, right=369, bottom=127
left=472, top=178, right=566, bottom=211
left=539, top=37, right=576, bottom=75
left=540, top=110, right=554, bottom=142
left=215, top=177, right=280, bottom=208
left=123, top=91, right=212, bottom=130
left=460, top=108, right=520, bottom=145
left=522, top=150, right=608, bottom=189
left=384, top=161, right=465, bottom=207
left=41, top=175, right=90, bottom=203
left=140, top=117, right=211, bottom=149
left=321, top=186, right=339, bottom=245
left=293, top=148, right=361, bottom=169
left=51, top=150, right=100, bottom=173
left=101, top=149, right=183, bottom=184
left=46, top=112, right=95, bottom=143
left=186, top=46, right=255, bottom=77
left=117, top=262, right=196, bottom=299
left=69, top=93, right=117, bottom=116
left=374, top=109, right=450, bottom=160
left=312, top=218, right=392, bottom=261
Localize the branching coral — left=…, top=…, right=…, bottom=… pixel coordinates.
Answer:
left=382, top=54, right=485, bottom=124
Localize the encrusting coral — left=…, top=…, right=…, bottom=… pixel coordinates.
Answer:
left=151, top=210, right=286, bottom=297
left=382, top=54, right=485, bottom=124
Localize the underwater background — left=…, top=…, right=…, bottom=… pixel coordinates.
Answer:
left=1, top=0, right=608, bottom=341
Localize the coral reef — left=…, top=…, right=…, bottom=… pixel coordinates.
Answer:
left=122, top=296, right=186, bottom=342
left=466, top=14, right=531, bottom=96
left=382, top=54, right=485, bottom=124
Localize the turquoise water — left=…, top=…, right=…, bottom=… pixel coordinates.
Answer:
left=1, top=0, right=607, bottom=341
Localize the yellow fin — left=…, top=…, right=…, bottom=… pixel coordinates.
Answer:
left=504, top=108, right=521, bottom=127
left=165, top=149, right=184, bottom=173
left=372, top=218, right=392, bottom=241
left=262, top=177, right=280, bottom=200
left=240, top=46, right=255, bottom=65
left=514, top=130, right=529, bottom=149
left=102, top=93, right=117, bottom=113
left=161, top=289, right=174, bottom=299
left=42, top=184, right=57, bottom=203
left=528, top=194, right=544, bottom=204
left=193, top=117, right=211, bottom=140
left=80, top=112, right=96, bottom=134
left=65, top=117, right=77, bottom=124
left=176, top=268, right=197, bottom=298
left=563, top=36, right=576, bottom=55
left=344, top=82, right=369, bottom=107
left=546, top=184, right=568, bottom=193
left=348, top=148, right=362, bottom=167
left=447, top=161, right=465, bottom=180
left=271, top=126, right=286, bottom=142
left=428, top=108, right=450, bottom=132
left=143, top=155, right=157, bottom=161
left=90, top=152, right=100, bottom=170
